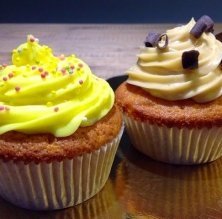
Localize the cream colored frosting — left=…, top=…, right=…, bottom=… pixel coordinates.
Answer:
left=127, top=19, right=222, bottom=102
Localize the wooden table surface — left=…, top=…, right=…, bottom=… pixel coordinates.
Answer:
left=1, top=23, right=222, bottom=219
left=0, top=23, right=182, bottom=79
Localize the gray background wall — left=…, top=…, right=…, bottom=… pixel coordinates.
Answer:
left=0, top=0, right=222, bottom=23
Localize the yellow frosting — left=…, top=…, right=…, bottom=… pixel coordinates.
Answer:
left=0, top=35, right=114, bottom=137
left=127, top=19, right=222, bottom=103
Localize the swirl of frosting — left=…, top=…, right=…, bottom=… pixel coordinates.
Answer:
left=0, top=35, right=114, bottom=137
left=127, top=19, right=222, bottom=103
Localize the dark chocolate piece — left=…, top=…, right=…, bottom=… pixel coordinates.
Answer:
left=215, top=32, right=222, bottom=42
left=200, top=15, right=214, bottom=32
left=190, top=15, right=214, bottom=38
left=190, top=22, right=207, bottom=38
left=157, top=33, right=168, bottom=49
left=182, top=50, right=200, bottom=69
left=144, top=32, right=161, bottom=47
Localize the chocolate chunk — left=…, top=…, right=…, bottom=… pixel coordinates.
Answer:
left=215, top=32, right=222, bottom=42
left=190, top=15, right=214, bottom=38
left=157, top=33, right=168, bottom=49
left=182, top=50, right=200, bottom=69
left=144, top=32, right=161, bottom=47
left=200, top=15, right=214, bottom=32
left=190, top=22, right=207, bottom=38
left=144, top=32, right=168, bottom=49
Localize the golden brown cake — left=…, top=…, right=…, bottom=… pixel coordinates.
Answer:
left=116, top=83, right=222, bottom=128
left=116, top=16, right=222, bottom=164
left=0, top=105, right=122, bottom=163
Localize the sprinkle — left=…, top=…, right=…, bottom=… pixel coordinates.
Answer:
left=182, top=50, right=200, bottom=70
left=61, top=68, right=66, bottom=73
left=41, top=73, right=46, bottom=78
left=44, top=71, right=49, bottom=76
left=59, top=54, right=65, bottom=60
left=38, top=67, right=43, bottom=72
left=3, top=77, right=7, bottom=81
left=82, top=117, right=87, bottom=122
left=28, top=35, right=35, bottom=42
left=8, top=72, right=14, bottom=78
left=68, top=70, right=73, bottom=74
left=2, top=63, right=7, bottom=68
left=15, top=86, right=21, bottom=92
left=32, top=66, right=36, bottom=70
left=54, top=107, right=59, bottom=112
left=0, top=106, right=4, bottom=111
left=70, top=65, right=75, bottom=69
left=79, top=79, right=83, bottom=85
left=78, top=63, right=83, bottom=68
left=61, top=68, right=66, bottom=75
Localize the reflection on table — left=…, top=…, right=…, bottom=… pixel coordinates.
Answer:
left=115, top=133, right=222, bottom=218
left=0, top=179, right=124, bottom=219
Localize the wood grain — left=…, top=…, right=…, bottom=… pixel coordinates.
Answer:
left=1, top=23, right=222, bottom=79
left=0, top=23, right=176, bottom=79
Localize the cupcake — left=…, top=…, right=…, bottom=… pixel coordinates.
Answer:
left=0, top=35, right=123, bottom=210
left=116, top=15, right=222, bottom=164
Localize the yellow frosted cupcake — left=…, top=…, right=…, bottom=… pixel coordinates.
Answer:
left=0, top=35, right=123, bottom=210
left=116, top=15, right=222, bottom=164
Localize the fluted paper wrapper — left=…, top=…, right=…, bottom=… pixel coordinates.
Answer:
left=124, top=115, right=222, bottom=164
left=0, top=127, right=123, bottom=210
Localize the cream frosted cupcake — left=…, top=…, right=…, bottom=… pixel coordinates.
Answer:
left=0, top=35, right=123, bottom=210
left=116, top=15, right=222, bottom=164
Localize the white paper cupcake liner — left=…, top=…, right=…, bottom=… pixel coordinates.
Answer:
left=124, top=115, right=222, bottom=164
left=0, top=126, right=123, bottom=210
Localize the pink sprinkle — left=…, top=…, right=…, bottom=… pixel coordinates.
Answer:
left=0, top=106, right=4, bottom=111
left=3, top=77, right=7, bottom=81
left=29, top=36, right=35, bottom=42
left=2, top=63, right=7, bottom=68
left=61, top=68, right=66, bottom=75
left=41, top=73, right=46, bottom=78
left=54, top=107, right=59, bottom=112
left=38, top=67, right=43, bottom=72
left=32, top=66, right=36, bottom=70
left=15, top=86, right=20, bottom=92
left=59, top=54, right=65, bottom=60
left=78, top=63, right=83, bottom=68
left=79, top=79, right=83, bottom=85
left=44, top=71, right=49, bottom=76
left=8, top=72, right=14, bottom=78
